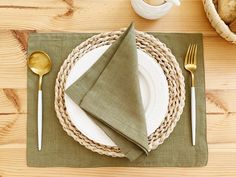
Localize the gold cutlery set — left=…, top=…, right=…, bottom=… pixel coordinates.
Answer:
left=27, top=44, right=198, bottom=150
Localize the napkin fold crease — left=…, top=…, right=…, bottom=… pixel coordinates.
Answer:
left=65, top=23, right=149, bottom=161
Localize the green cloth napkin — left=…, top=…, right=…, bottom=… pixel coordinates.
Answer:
left=65, top=24, right=148, bottom=161
left=27, top=32, right=208, bottom=167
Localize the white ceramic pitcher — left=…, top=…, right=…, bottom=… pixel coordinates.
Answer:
left=131, top=0, right=181, bottom=20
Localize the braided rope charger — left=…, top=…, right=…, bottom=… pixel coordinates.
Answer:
left=55, top=30, right=185, bottom=158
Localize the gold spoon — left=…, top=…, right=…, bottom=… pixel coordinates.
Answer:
left=28, top=51, right=52, bottom=151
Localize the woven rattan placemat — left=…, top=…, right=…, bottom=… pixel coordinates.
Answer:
left=55, top=30, right=185, bottom=157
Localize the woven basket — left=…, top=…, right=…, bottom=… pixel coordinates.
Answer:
left=203, top=0, right=236, bottom=44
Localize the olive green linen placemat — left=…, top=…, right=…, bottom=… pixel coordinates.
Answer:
left=27, top=32, right=208, bottom=167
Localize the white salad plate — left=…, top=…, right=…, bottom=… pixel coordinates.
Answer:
left=64, top=45, right=169, bottom=147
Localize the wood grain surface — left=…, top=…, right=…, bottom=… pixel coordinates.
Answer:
left=0, top=0, right=236, bottom=176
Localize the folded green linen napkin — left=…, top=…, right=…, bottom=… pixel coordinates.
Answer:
left=27, top=32, right=208, bottom=167
left=65, top=24, right=148, bottom=161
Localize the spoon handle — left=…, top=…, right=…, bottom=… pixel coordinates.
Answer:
left=38, top=90, right=42, bottom=151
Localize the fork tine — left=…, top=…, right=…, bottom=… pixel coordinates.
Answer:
left=189, top=44, right=194, bottom=64
left=193, top=44, right=197, bottom=65
left=191, top=44, right=196, bottom=64
left=185, top=44, right=192, bottom=65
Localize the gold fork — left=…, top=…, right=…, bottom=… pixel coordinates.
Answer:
left=184, top=44, right=198, bottom=146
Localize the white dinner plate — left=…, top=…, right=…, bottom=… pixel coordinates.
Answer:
left=64, top=45, right=169, bottom=147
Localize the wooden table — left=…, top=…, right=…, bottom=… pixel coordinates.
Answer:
left=0, top=0, right=236, bottom=176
